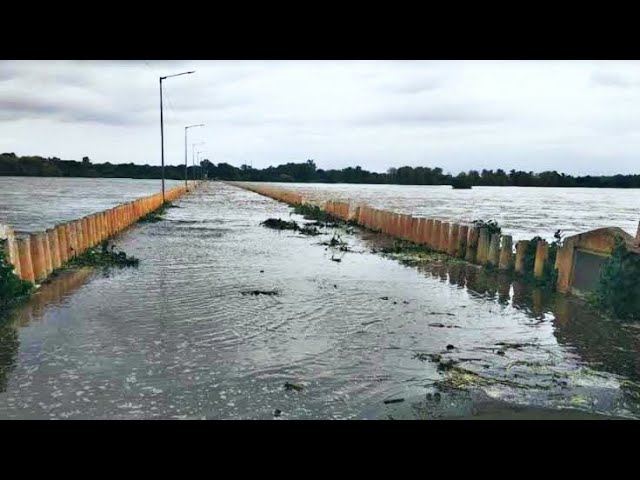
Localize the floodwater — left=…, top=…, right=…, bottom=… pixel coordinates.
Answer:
left=1, top=182, right=639, bottom=419
left=0, top=176, right=183, bottom=232
left=241, top=182, right=640, bottom=242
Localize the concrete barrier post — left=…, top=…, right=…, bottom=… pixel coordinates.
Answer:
left=47, top=229, right=61, bottom=270
left=476, top=228, right=489, bottom=264
left=29, top=232, right=47, bottom=282
left=98, top=212, right=106, bottom=241
left=101, top=211, right=108, bottom=240
left=555, top=240, right=575, bottom=293
left=416, top=218, right=426, bottom=245
left=16, top=235, right=35, bottom=282
left=67, top=222, right=78, bottom=259
left=106, top=209, right=113, bottom=237
left=407, top=217, right=416, bottom=242
left=465, top=226, right=479, bottom=263
left=119, top=207, right=124, bottom=231
left=498, top=235, right=514, bottom=271
left=457, top=225, right=468, bottom=258
left=514, top=240, right=528, bottom=274
left=448, top=224, right=460, bottom=256
left=432, top=221, right=442, bottom=250
left=439, top=222, right=450, bottom=252
left=424, top=220, right=434, bottom=249
left=1, top=226, right=21, bottom=278
left=378, top=210, right=386, bottom=233
left=88, top=215, right=97, bottom=247
left=81, top=217, right=90, bottom=249
left=42, top=233, right=53, bottom=276
left=75, top=220, right=85, bottom=255
left=534, top=240, right=549, bottom=279
left=402, top=215, right=411, bottom=240
left=396, top=214, right=403, bottom=237
left=56, top=224, right=69, bottom=264
left=488, top=233, right=501, bottom=266
left=92, top=214, right=99, bottom=245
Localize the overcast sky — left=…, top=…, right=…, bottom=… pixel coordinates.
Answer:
left=1, top=60, right=640, bottom=175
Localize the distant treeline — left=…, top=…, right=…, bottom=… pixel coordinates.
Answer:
left=2, top=153, right=640, bottom=188
left=0, top=153, right=198, bottom=180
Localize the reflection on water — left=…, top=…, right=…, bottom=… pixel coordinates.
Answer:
left=0, top=182, right=639, bottom=419
left=242, top=182, right=640, bottom=242
left=0, top=268, right=95, bottom=394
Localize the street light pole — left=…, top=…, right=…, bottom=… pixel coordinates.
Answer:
left=196, top=151, right=204, bottom=180
left=184, top=124, right=204, bottom=190
left=192, top=141, right=204, bottom=182
left=159, top=70, right=195, bottom=203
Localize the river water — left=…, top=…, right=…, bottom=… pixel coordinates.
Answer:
left=240, top=182, right=640, bottom=242
left=0, top=176, right=183, bottom=232
left=1, top=181, right=639, bottom=419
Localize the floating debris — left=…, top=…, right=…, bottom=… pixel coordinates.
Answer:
left=67, top=241, right=139, bottom=269
left=241, top=290, right=279, bottom=296
left=322, top=233, right=348, bottom=248
left=383, top=398, right=405, bottom=405
left=495, top=342, right=537, bottom=350
left=413, top=352, right=431, bottom=362
left=274, top=409, right=282, bottom=417
left=261, top=218, right=299, bottom=231
left=361, top=319, right=381, bottom=326
left=139, top=201, right=175, bottom=223
left=298, top=225, right=321, bottom=236
left=284, top=382, right=304, bottom=392
left=429, top=323, right=461, bottom=329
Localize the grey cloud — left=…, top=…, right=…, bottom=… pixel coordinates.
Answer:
left=383, top=78, right=442, bottom=94
left=355, top=105, right=505, bottom=126
left=0, top=96, right=142, bottom=126
left=591, top=71, right=640, bottom=88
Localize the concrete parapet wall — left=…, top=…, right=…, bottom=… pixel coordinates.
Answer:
left=228, top=182, right=640, bottom=296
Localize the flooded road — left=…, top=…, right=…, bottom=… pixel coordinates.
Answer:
left=1, top=182, right=639, bottom=419
left=0, top=176, right=183, bottom=232
left=241, top=182, right=640, bottom=242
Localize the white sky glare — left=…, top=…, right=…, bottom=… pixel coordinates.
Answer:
left=1, top=60, right=640, bottom=175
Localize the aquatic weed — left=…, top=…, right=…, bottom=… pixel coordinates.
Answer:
left=0, top=239, right=34, bottom=311
left=590, top=236, right=640, bottom=321
left=139, top=201, right=175, bottom=223
left=67, top=241, right=139, bottom=269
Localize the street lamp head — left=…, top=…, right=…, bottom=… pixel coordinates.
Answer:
left=161, top=70, right=195, bottom=81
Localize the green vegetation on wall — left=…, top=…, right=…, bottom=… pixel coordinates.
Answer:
left=591, top=237, right=640, bottom=321
left=0, top=240, right=33, bottom=312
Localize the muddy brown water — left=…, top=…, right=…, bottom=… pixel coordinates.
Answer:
left=0, top=182, right=639, bottom=419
